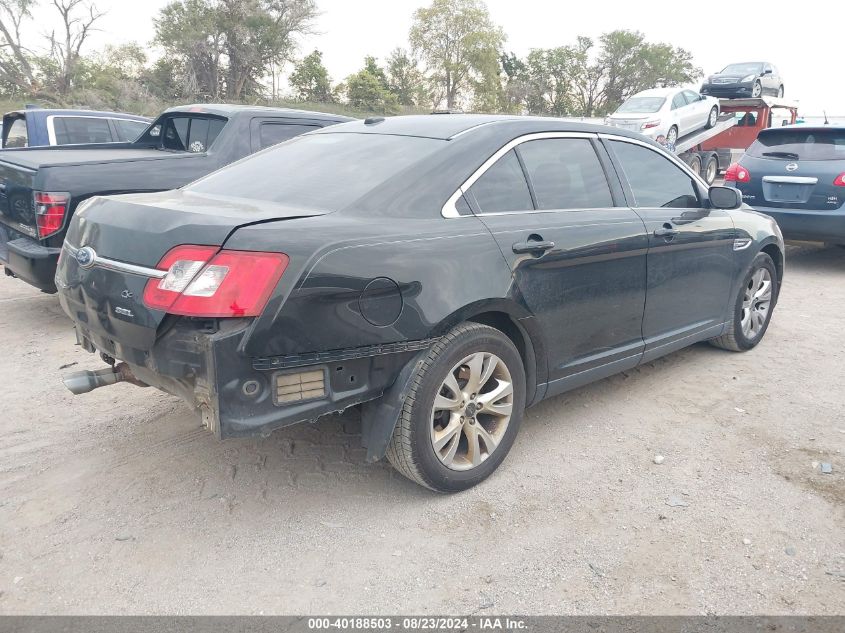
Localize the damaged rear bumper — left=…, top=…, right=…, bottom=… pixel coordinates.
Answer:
left=72, top=317, right=429, bottom=441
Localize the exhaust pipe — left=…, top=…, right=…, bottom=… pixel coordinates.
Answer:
left=62, top=362, right=146, bottom=395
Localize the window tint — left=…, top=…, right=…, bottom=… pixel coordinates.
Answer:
left=259, top=123, right=319, bottom=149
left=53, top=116, right=112, bottom=144
left=518, top=139, right=612, bottom=209
left=747, top=128, right=845, bottom=160
left=187, top=132, right=444, bottom=212
left=4, top=117, right=27, bottom=147
left=162, top=116, right=225, bottom=152
left=468, top=149, right=533, bottom=213
left=610, top=141, right=700, bottom=208
left=671, top=93, right=686, bottom=110
left=683, top=90, right=700, bottom=105
left=113, top=119, right=148, bottom=142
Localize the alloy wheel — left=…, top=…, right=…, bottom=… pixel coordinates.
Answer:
left=430, top=352, right=514, bottom=471
left=709, top=108, right=718, bottom=127
left=752, top=82, right=762, bottom=98
left=741, top=268, right=772, bottom=339
left=667, top=126, right=678, bottom=145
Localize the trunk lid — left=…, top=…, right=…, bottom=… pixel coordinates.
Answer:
left=57, top=190, right=326, bottom=352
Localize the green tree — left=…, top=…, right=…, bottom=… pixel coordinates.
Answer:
left=289, top=48, right=333, bottom=102
left=498, top=51, right=528, bottom=113
left=522, top=46, right=579, bottom=116
left=345, top=61, right=399, bottom=114
left=409, top=0, right=505, bottom=110
left=154, top=0, right=317, bottom=100
left=385, top=47, right=426, bottom=107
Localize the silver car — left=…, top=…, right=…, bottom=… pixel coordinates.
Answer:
left=605, top=87, right=720, bottom=146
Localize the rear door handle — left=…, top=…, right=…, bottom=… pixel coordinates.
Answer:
left=653, top=226, right=679, bottom=238
left=512, top=240, right=555, bottom=255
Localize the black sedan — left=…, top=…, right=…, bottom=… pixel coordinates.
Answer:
left=55, top=115, right=785, bottom=492
left=701, top=62, right=784, bottom=99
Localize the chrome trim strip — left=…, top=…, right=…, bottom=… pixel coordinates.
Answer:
left=597, top=133, right=711, bottom=189
left=762, top=176, right=818, bottom=185
left=441, top=132, right=598, bottom=218
left=63, top=242, right=166, bottom=279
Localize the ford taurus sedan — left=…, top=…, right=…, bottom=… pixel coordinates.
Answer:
left=55, top=115, right=784, bottom=492
left=605, top=87, right=720, bottom=146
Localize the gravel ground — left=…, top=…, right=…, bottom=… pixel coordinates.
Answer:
left=0, top=243, right=843, bottom=615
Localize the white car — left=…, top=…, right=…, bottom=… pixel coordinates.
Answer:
left=605, top=88, right=720, bottom=146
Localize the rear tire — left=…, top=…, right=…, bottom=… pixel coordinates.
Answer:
left=386, top=323, right=526, bottom=493
left=703, top=155, right=718, bottom=185
left=666, top=125, right=678, bottom=146
left=687, top=154, right=702, bottom=175
left=710, top=252, right=778, bottom=352
left=706, top=106, right=718, bottom=129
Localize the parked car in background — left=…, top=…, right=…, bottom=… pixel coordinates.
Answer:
left=0, top=104, right=352, bottom=292
left=56, top=114, right=784, bottom=492
left=726, top=125, right=845, bottom=244
left=605, top=88, right=720, bottom=146
left=701, top=62, right=784, bottom=99
left=2, top=106, right=150, bottom=148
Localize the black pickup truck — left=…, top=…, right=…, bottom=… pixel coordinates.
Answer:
left=0, top=104, right=352, bottom=292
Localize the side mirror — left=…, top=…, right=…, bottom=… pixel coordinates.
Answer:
left=709, top=185, right=742, bottom=210
left=699, top=94, right=707, bottom=101
left=763, top=69, right=772, bottom=75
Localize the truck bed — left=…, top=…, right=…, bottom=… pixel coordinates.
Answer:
left=0, top=147, right=202, bottom=170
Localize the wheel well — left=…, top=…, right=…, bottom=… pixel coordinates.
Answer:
left=762, top=243, right=784, bottom=283
left=466, top=311, right=539, bottom=405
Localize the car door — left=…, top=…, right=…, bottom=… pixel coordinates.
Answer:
left=683, top=90, right=708, bottom=129
left=671, top=91, right=694, bottom=136
left=603, top=136, right=736, bottom=362
left=461, top=133, right=649, bottom=395
left=763, top=63, right=776, bottom=93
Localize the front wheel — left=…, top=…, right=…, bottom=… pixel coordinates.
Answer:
left=710, top=252, right=779, bottom=352
left=752, top=81, right=762, bottom=98
left=386, top=323, right=526, bottom=492
left=706, top=106, right=718, bottom=129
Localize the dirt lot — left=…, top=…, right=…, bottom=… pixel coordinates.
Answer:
left=0, top=244, right=843, bottom=615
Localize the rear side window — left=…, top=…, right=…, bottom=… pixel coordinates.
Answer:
left=52, top=116, right=113, bottom=144
left=671, top=93, right=686, bottom=110
left=4, top=117, right=27, bottom=147
left=469, top=149, right=533, bottom=213
left=610, top=140, right=700, bottom=208
left=161, top=116, right=226, bottom=152
left=518, top=138, right=613, bottom=209
left=187, top=132, right=444, bottom=212
left=113, top=119, right=148, bottom=142
left=747, top=129, right=845, bottom=160
left=259, top=123, right=319, bottom=149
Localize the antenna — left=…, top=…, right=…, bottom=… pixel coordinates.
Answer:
left=823, top=110, right=830, bottom=125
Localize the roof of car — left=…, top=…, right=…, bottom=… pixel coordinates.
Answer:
left=6, top=108, right=150, bottom=121
left=765, top=124, right=845, bottom=132
left=630, top=87, right=683, bottom=98
left=313, top=113, right=651, bottom=142
left=164, top=103, right=354, bottom=122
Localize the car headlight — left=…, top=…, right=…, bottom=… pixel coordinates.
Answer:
left=741, top=74, right=757, bottom=82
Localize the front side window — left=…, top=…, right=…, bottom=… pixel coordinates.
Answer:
left=468, top=149, right=533, bottom=213
left=53, top=116, right=112, bottom=144
left=518, top=138, right=613, bottom=210
left=683, top=90, right=701, bottom=105
left=610, top=140, right=700, bottom=209
left=4, top=117, right=27, bottom=147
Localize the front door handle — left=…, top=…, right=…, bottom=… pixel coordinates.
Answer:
left=512, top=240, right=555, bottom=255
left=653, top=225, right=680, bottom=239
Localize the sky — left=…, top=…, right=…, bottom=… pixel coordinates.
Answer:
left=22, top=0, right=840, bottom=115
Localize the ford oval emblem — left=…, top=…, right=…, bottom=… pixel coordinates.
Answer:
left=785, top=162, right=798, bottom=172
left=75, top=246, right=96, bottom=269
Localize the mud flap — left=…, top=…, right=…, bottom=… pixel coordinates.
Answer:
left=360, top=349, right=429, bottom=462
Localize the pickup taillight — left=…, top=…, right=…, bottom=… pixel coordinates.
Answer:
left=34, top=191, right=70, bottom=239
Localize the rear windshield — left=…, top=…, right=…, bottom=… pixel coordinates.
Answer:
left=186, top=132, right=444, bottom=210
left=748, top=129, right=845, bottom=160
left=721, top=63, right=763, bottom=75
left=616, top=97, right=665, bottom=114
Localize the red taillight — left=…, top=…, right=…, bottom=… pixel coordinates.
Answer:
left=641, top=120, right=661, bottom=129
left=725, top=163, right=751, bottom=183
left=34, top=192, right=69, bottom=238
left=834, top=173, right=845, bottom=187
left=143, top=245, right=288, bottom=317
